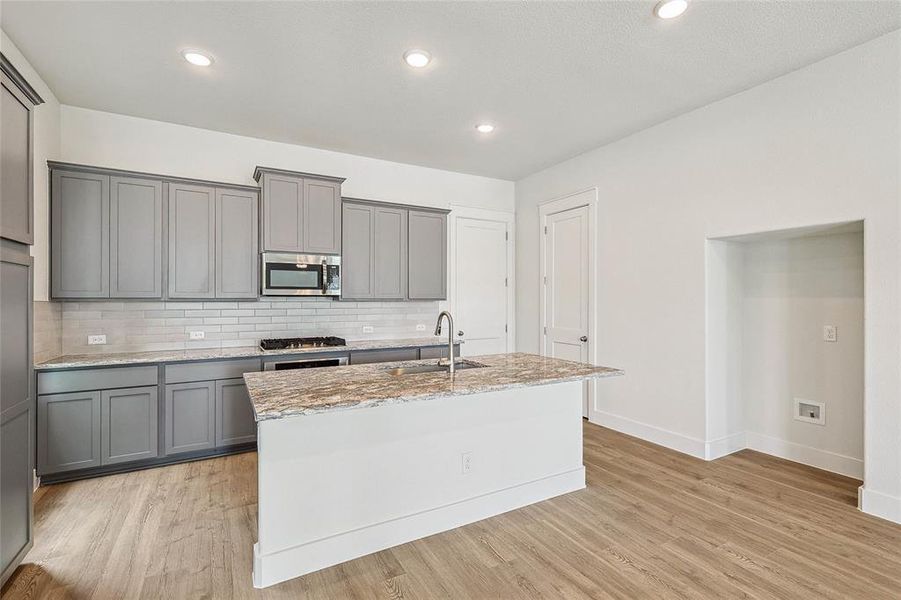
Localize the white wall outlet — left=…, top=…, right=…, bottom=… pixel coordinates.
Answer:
left=362, top=325, right=375, bottom=334
left=416, top=323, right=427, bottom=331
left=823, top=325, right=837, bottom=342
left=188, top=331, right=205, bottom=340
left=87, top=334, right=106, bottom=345
left=461, top=451, right=473, bottom=475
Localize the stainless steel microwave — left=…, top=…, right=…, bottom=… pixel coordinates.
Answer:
left=261, top=253, right=341, bottom=296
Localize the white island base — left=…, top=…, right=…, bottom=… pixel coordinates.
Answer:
left=252, top=380, right=585, bottom=588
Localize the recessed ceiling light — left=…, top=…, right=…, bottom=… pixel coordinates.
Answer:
left=475, top=123, right=495, bottom=134
left=654, top=0, right=688, bottom=19
left=403, top=49, right=431, bottom=68
left=182, top=50, right=213, bottom=67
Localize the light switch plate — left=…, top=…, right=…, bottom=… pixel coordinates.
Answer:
left=823, top=325, right=837, bottom=342
left=87, top=334, right=106, bottom=345
left=189, top=331, right=205, bottom=340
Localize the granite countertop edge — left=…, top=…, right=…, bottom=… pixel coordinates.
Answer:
left=34, top=337, right=464, bottom=370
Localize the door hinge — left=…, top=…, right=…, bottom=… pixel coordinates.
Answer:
left=543, top=326, right=547, bottom=335
left=505, top=277, right=508, bottom=287
left=505, top=324, right=508, bottom=333
left=505, top=231, right=509, bottom=241
left=544, top=226, right=547, bottom=234
left=543, top=276, right=547, bottom=285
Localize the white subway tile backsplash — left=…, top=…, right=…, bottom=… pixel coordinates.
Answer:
left=56, top=298, right=440, bottom=354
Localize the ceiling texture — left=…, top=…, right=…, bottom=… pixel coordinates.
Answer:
left=2, top=1, right=898, bottom=180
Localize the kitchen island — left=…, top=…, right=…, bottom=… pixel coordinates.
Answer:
left=244, top=353, right=623, bottom=588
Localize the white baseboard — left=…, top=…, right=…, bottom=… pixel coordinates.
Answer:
left=252, top=467, right=586, bottom=589
left=705, top=432, right=746, bottom=460
left=744, top=431, right=863, bottom=479
left=858, top=486, right=901, bottom=524
left=589, top=410, right=707, bottom=459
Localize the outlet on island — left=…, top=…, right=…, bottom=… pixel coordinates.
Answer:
left=87, top=334, right=106, bottom=345
left=189, top=331, right=205, bottom=340
left=362, top=326, right=374, bottom=334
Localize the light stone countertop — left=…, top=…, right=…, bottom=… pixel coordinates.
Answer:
left=244, top=352, right=624, bottom=421
left=34, top=337, right=462, bottom=370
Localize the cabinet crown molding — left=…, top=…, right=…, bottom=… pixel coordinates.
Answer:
left=47, top=161, right=260, bottom=194
left=253, top=165, right=346, bottom=184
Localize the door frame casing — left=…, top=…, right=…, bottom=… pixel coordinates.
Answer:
left=539, top=188, right=599, bottom=417
left=448, top=205, right=516, bottom=353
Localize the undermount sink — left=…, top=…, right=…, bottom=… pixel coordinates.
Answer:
left=384, top=360, right=488, bottom=376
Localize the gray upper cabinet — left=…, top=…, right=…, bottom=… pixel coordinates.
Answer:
left=215, top=378, right=256, bottom=447
left=168, top=183, right=216, bottom=299
left=37, top=390, right=102, bottom=475
left=408, top=210, right=448, bottom=300
left=101, top=386, right=158, bottom=465
left=165, top=381, right=216, bottom=455
left=216, top=189, right=259, bottom=298
left=303, top=179, right=341, bottom=254
left=1, top=56, right=43, bottom=246
left=342, top=199, right=445, bottom=301
left=51, top=169, right=110, bottom=298
left=341, top=202, right=374, bottom=299
left=255, top=167, right=345, bottom=255
left=110, top=176, right=163, bottom=298
left=0, top=245, right=34, bottom=586
left=373, top=206, right=407, bottom=299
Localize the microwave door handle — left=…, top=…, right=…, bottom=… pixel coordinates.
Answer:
left=322, top=261, right=328, bottom=294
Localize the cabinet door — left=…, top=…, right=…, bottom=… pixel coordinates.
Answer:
left=168, top=183, right=215, bottom=298
left=37, top=391, right=101, bottom=474
left=261, top=173, right=303, bottom=252
left=51, top=169, right=110, bottom=298
left=303, top=179, right=341, bottom=254
left=341, top=202, right=374, bottom=299
left=1, top=74, right=34, bottom=244
left=165, top=381, right=215, bottom=455
left=373, top=206, right=407, bottom=299
left=407, top=210, right=447, bottom=300
left=216, top=188, right=259, bottom=298
left=215, top=378, right=256, bottom=447
left=101, top=386, right=158, bottom=465
left=110, top=176, right=163, bottom=298
left=0, top=248, right=33, bottom=584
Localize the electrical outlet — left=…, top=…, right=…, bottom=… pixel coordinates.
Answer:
left=87, top=334, right=106, bottom=345
left=362, top=325, right=374, bottom=334
left=416, top=323, right=427, bottom=331
left=461, top=451, right=473, bottom=475
left=823, top=325, right=837, bottom=342
left=188, top=331, right=205, bottom=340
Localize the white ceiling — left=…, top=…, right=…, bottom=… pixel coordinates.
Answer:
left=2, top=1, right=898, bottom=180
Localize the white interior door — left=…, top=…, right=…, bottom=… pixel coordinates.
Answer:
left=454, top=217, right=509, bottom=356
left=543, top=205, right=590, bottom=415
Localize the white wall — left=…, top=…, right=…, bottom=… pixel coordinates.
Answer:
left=515, top=32, right=900, bottom=522
left=1, top=29, right=61, bottom=302
left=60, top=106, right=514, bottom=213
left=742, top=231, right=864, bottom=472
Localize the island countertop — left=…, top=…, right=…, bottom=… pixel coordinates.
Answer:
left=244, top=352, right=624, bottom=421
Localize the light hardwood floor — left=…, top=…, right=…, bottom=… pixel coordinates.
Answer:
left=3, top=422, right=900, bottom=599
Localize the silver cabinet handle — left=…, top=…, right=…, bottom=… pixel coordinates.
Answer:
left=580, top=336, right=588, bottom=342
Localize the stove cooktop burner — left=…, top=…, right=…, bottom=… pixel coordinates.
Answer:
left=260, top=336, right=347, bottom=351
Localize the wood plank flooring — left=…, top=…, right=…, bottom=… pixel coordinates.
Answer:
left=3, top=422, right=899, bottom=599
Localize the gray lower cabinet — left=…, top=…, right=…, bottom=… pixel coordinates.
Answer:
left=0, top=244, right=34, bottom=585
left=408, top=210, right=448, bottom=300
left=101, top=386, right=158, bottom=465
left=165, top=381, right=216, bottom=455
left=168, top=182, right=216, bottom=299
left=110, top=176, right=163, bottom=298
left=215, top=378, right=257, bottom=447
left=51, top=169, right=110, bottom=298
left=255, top=167, right=345, bottom=254
left=216, top=188, right=259, bottom=298
left=1, top=59, right=42, bottom=245
left=37, top=391, right=102, bottom=474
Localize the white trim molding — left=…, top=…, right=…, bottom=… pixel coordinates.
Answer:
left=592, top=410, right=708, bottom=459
left=858, top=486, right=901, bottom=524
left=744, top=431, right=863, bottom=479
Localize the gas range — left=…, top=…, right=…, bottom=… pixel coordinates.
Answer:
left=259, top=336, right=347, bottom=351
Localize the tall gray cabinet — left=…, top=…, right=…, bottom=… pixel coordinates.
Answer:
left=254, top=167, right=344, bottom=255
left=341, top=198, right=448, bottom=301
left=0, top=52, right=42, bottom=587
left=49, top=162, right=260, bottom=300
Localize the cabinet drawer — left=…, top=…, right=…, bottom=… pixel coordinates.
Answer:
left=38, top=366, right=158, bottom=395
left=349, top=348, right=419, bottom=365
left=164, top=359, right=261, bottom=384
